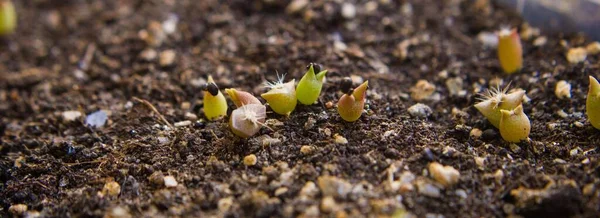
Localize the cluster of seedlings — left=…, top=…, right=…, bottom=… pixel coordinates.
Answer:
left=474, top=27, right=600, bottom=143
left=203, top=63, right=369, bottom=138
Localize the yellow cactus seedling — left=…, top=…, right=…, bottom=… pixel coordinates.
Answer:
left=225, top=88, right=262, bottom=108
left=337, top=80, right=369, bottom=122
left=261, top=75, right=297, bottom=116
left=0, top=0, right=16, bottom=36
left=296, top=63, right=327, bottom=105
left=499, top=104, right=530, bottom=143
left=229, top=104, right=267, bottom=138
left=203, top=76, right=228, bottom=121
left=587, top=76, right=600, bottom=130
left=497, top=28, right=523, bottom=74
left=475, top=86, right=525, bottom=128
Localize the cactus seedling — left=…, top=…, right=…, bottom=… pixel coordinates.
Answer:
left=474, top=86, right=525, bottom=128
left=337, top=79, right=369, bottom=122
left=497, top=28, right=523, bottom=74
left=261, top=75, right=297, bottom=116
left=587, top=76, right=600, bottom=130
left=226, top=88, right=267, bottom=138
left=499, top=104, right=530, bottom=142
left=203, top=76, right=228, bottom=121
left=226, top=88, right=262, bottom=107
left=0, top=0, right=16, bottom=36
left=229, top=104, right=268, bottom=138
left=296, top=63, right=328, bottom=105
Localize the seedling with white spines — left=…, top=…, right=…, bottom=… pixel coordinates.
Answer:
left=261, top=74, right=297, bottom=116
left=474, top=84, right=525, bottom=128
left=229, top=104, right=270, bottom=138
left=0, top=0, right=16, bottom=36
left=203, top=75, right=228, bottom=121
left=499, top=104, right=530, bottom=142
left=337, top=78, right=369, bottom=122
left=587, top=76, right=600, bottom=130
left=497, top=28, right=523, bottom=74
left=296, top=63, right=328, bottom=105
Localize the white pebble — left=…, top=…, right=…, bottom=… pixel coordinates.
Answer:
left=85, top=110, right=108, bottom=128
left=341, top=3, right=356, bottom=19
left=408, top=103, right=432, bottom=118
left=163, top=176, right=178, bottom=187
left=62, top=111, right=82, bottom=122
left=554, top=80, right=571, bottom=99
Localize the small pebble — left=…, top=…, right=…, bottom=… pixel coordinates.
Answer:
left=102, top=181, right=121, bottom=197
left=446, top=77, right=465, bottom=97
left=477, top=32, right=498, bottom=48
left=428, top=162, right=460, bottom=187
left=159, top=50, right=176, bottom=66
left=317, top=175, right=352, bottom=198
left=304, top=116, right=316, bottom=130
left=164, top=176, right=178, bottom=187
left=407, top=103, right=432, bottom=118
left=275, top=187, right=288, bottom=196
left=341, top=3, right=356, bottom=19
left=62, top=110, right=82, bottom=122
left=107, top=206, right=131, bottom=218
left=139, top=48, right=157, bottom=61
left=586, top=42, right=600, bottom=54
left=85, top=110, right=108, bottom=128
left=148, top=171, right=165, bottom=186
left=286, top=0, right=308, bottom=14
left=218, top=197, right=233, bottom=212
left=174, top=120, right=192, bottom=127
left=554, top=80, right=571, bottom=99
left=455, top=189, right=468, bottom=199
left=334, top=134, right=348, bottom=144
left=243, top=154, right=257, bottom=166
left=416, top=180, right=440, bottom=198
left=325, top=101, right=334, bottom=109
left=300, top=181, right=319, bottom=197
left=162, top=14, right=178, bottom=34
left=300, top=145, right=315, bottom=155
left=410, top=80, right=436, bottom=101
left=533, top=36, right=547, bottom=47
left=566, top=47, right=587, bottom=64
left=470, top=128, right=482, bottom=139
left=320, top=196, right=338, bottom=213
left=184, top=112, right=198, bottom=121
left=494, top=169, right=504, bottom=181
left=582, top=183, right=595, bottom=196
left=474, top=157, right=485, bottom=168
left=9, top=204, right=28, bottom=215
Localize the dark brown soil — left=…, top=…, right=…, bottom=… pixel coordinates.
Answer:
left=1, top=0, right=599, bottom=217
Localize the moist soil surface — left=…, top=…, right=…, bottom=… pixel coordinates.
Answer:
left=1, top=0, right=600, bottom=217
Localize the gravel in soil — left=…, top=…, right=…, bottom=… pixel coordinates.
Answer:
left=1, top=0, right=600, bottom=217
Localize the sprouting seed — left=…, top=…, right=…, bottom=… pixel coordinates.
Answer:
left=225, top=88, right=262, bottom=107
left=296, top=63, right=328, bottom=105
left=229, top=104, right=268, bottom=138
left=499, top=104, right=530, bottom=142
left=587, top=76, right=600, bottom=130
left=497, top=28, right=523, bottom=74
left=203, top=75, right=228, bottom=121
left=337, top=80, right=369, bottom=122
left=261, top=74, right=297, bottom=116
left=0, top=0, right=16, bottom=36
left=474, top=85, right=525, bottom=128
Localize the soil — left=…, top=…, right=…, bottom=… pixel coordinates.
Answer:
left=1, top=0, right=599, bottom=217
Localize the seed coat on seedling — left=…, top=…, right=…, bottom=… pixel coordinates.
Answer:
left=296, top=63, right=327, bottom=105
left=587, top=76, right=600, bottom=130
left=337, top=80, right=368, bottom=122
left=261, top=76, right=297, bottom=116
left=499, top=104, right=530, bottom=142
left=497, top=28, right=523, bottom=74
left=203, top=76, right=228, bottom=121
